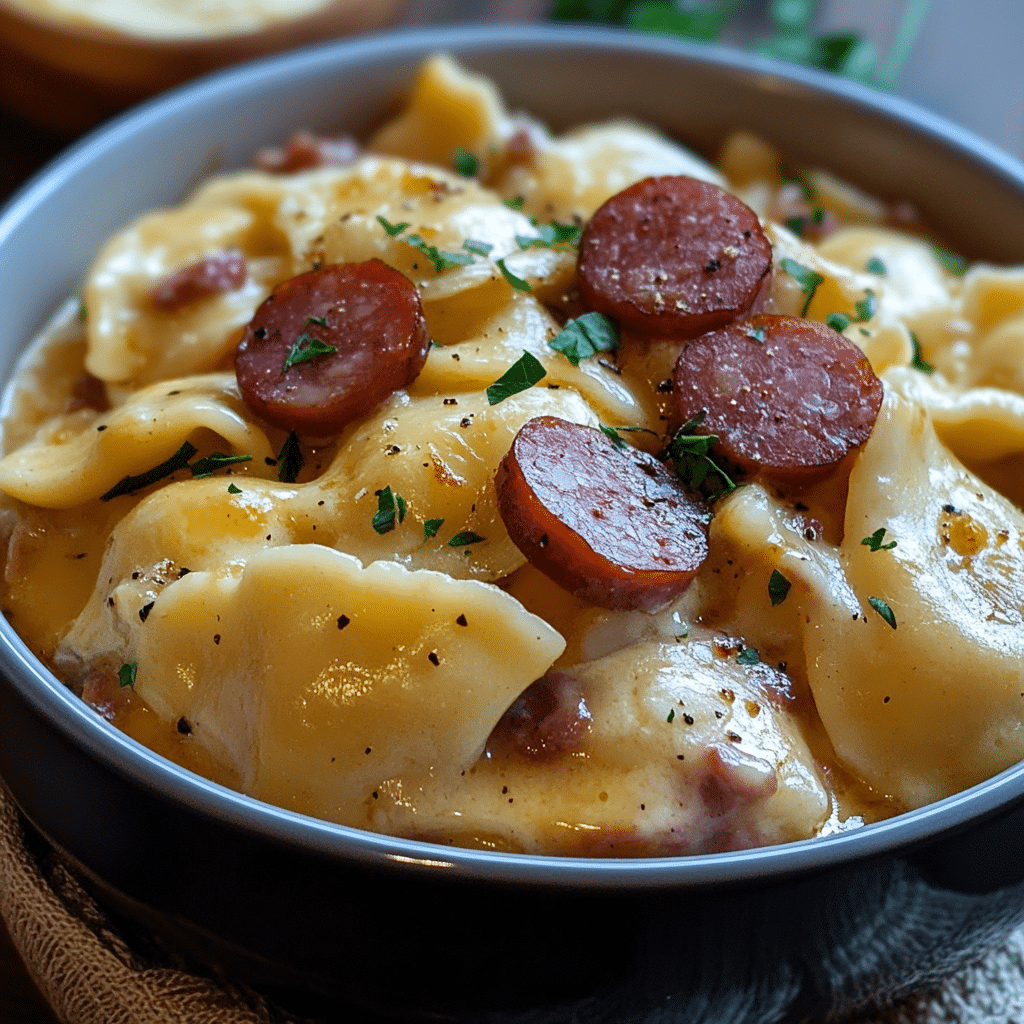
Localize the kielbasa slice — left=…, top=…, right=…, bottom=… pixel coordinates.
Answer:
left=672, top=313, right=883, bottom=483
left=487, top=670, right=592, bottom=760
left=577, top=175, right=772, bottom=339
left=235, top=260, right=429, bottom=435
left=495, top=417, right=709, bottom=611
left=150, top=249, right=246, bottom=312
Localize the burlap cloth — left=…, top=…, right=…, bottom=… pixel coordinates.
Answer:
left=1, top=785, right=1023, bottom=1024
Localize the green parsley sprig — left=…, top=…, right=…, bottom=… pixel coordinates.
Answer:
left=665, top=411, right=737, bottom=501
left=372, top=486, right=407, bottom=535
left=548, top=312, right=619, bottom=366
left=486, top=352, right=546, bottom=405
left=101, top=442, right=253, bottom=501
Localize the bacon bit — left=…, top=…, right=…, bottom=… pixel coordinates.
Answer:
left=505, top=127, right=538, bottom=166
left=65, top=373, right=109, bottom=414
left=254, top=131, right=360, bottom=173
left=150, top=250, right=246, bottom=313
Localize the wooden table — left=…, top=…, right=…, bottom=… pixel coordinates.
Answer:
left=0, top=2, right=1019, bottom=1020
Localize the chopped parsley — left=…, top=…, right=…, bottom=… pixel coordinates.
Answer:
left=780, top=257, right=824, bottom=317
left=101, top=441, right=198, bottom=500
left=548, top=311, right=619, bottom=366
left=516, top=220, right=583, bottom=249
left=665, top=410, right=737, bottom=501
left=855, top=289, right=878, bottom=322
left=281, top=332, right=337, bottom=373
left=448, top=531, right=486, bottom=547
left=504, top=195, right=526, bottom=212
left=868, top=596, right=897, bottom=629
left=372, top=486, right=407, bottom=535
left=118, top=662, right=137, bottom=689
left=930, top=243, right=968, bottom=276
left=827, top=288, right=876, bottom=334
left=486, top=351, right=546, bottom=405
left=600, top=424, right=659, bottom=451
left=452, top=149, right=479, bottom=177
left=227, top=483, right=242, bottom=494
left=600, top=424, right=627, bottom=450
left=276, top=431, right=304, bottom=483
left=768, top=569, right=792, bottom=606
left=737, top=647, right=760, bottom=666
left=666, top=708, right=676, bottom=724
left=909, top=331, right=935, bottom=374
left=100, top=441, right=255, bottom=499
left=746, top=325, right=767, bottom=344
left=495, top=257, right=533, bottom=293
left=861, top=528, right=897, bottom=552
left=865, top=256, right=888, bottom=276
left=189, top=453, right=253, bottom=478
left=376, top=215, right=473, bottom=274
left=423, top=518, right=445, bottom=540
left=377, top=215, right=410, bottom=238
left=463, top=239, right=493, bottom=257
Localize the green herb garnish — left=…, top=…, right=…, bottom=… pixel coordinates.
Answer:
left=861, top=528, right=897, bottom=552
left=865, top=256, right=888, bottom=276
left=768, top=569, right=792, bottom=606
left=548, top=311, right=619, bottom=366
left=495, top=257, right=533, bottom=293
left=372, top=486, right=407, bottom=535
left=868, top=596, right=897, bottom=629
left=281, top=332, right=338, bottom=373
left=377, top=215, right=411, bottom=238
left=780, top=257, right=824, bottom=317
left=118, top=662, right=137, bottom=689
left=486, top=351, right=546, bottom=405
left=463, top=239, right=493, bottom=257
left=930, top=243, right=968, bottom=276
left=666, top=708, right=676, bottom=723
left=516, top=220, right=583, bottom=249
left=189, top=453, right=254, bottom=478
left=423, top=518, right=445, bottom=540
left=227, top=483, right=242, bottom=494
left=448, top=531, right=486, bottom=547
left=452, top=149, right=479, bottom=177
left=737, top=647, right=760, bottom=665
left=665, top=410, right=737, bottom=501
left=101, top=441, right=198, bottom=501
left=909, top=331, right=935, bottom=374
left=276, top=431, right=304, bottom=484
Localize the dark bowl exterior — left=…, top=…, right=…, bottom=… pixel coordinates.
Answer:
left=3, top=24, right=1024, bottom=1023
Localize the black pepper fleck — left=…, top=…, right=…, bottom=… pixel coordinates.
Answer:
left=177, top=717, right=192, bottom=736
left=428, top=651, right=440, bottom=666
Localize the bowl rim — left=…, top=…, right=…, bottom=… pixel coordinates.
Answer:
left=3, top=20, right=1024, bottom=890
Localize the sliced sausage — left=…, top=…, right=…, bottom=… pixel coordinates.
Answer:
left=235, top=260, right=429, bottom=435
left=495, top=417, right=709, bottom=611
left=577, top=175, right=772, bottom=339
left=150, top=249, right=246, bottom=313
left=487, top=670, right=592, bottom=760
left=672, top=313, right=883, bottom=483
